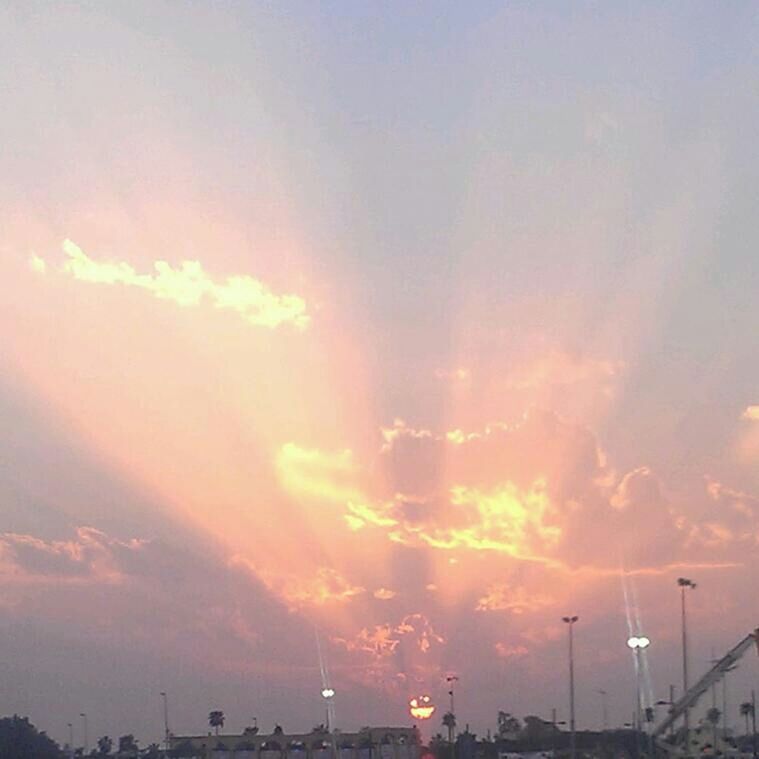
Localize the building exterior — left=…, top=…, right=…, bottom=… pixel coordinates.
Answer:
left=169, top=726, right=420, bottom=759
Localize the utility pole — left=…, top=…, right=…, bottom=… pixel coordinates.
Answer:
left=752, top=690, right=757, bottom=759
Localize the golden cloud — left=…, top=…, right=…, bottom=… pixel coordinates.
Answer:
left=233, top=558, right=365, bottom=610
left=33, top=239, right=310, bottom=329
left=277, top=443, right=365, bottom=504
left=334, top=613, right=444, bottom=658
left=742, top=405, right=759, bottom=421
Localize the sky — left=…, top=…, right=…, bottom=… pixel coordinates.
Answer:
left=1, top=0, right=759, bottom=749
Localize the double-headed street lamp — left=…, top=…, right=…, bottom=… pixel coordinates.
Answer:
left=562, top=616, right=579, bottom=759
left=628, top=635, right=652, bottom=757
left=321, top=687, right=336, bottom=731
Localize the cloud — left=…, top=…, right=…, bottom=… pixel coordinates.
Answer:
left=32, top=239, right=310, bottom=329
left=29, top=254, right=46, bottom=273
left=494, top=642, right=529, bottom=659
left=332, top=613, right=446, bottom=690
left=0, top=526, right=327, bottom=676
left=276, top=443, right=365, bottom=504
left=476, top=585, right=553, bottom=613
left=0, top=527, right=146, bottom=585
left=373, top=588, right=397, bottom=600
left=233, top=558, right=366, bottom=610
left=742, top=405, right=759, bottom=421
left=434, top=367, right=471, bottom=383
left=289, top=409, right=759, bottom=577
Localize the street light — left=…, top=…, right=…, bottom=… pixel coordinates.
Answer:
left=562, top=616, right=579, bottom=759
left=79, top=713, right=88, bottom=755
left=678, top=578, right=696, bottom=755
left=160, top=692, right=170, bottom=753
left=628, top=636, right=652, bottom=757
left=446, top=675, right=459, bottom=717
left=67, top=723, right=74, bottom=759
left=597, top=690, right=609, bottom=731
left=321, top=687, right=335, bottom=731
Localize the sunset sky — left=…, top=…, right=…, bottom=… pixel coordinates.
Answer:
left=1, top=1, right=759, bottom=748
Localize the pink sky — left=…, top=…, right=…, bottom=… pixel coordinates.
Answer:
left=1, top=1, right=758, bottom=748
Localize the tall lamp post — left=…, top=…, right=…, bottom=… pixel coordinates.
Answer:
left=562, top=616, right=579, bottom=759
left=678, top=578, right=696, bottom=757
left=79, top=713, right=88, bottom=756
left=321, top=687, right=336, bottom=731
left=446, top=674, right=459, bottom=759
left=628, top=636, right=651, bottom=759
left=67, top=722, right=74, bottom=759
left=160, top=691, right=170, bottom=753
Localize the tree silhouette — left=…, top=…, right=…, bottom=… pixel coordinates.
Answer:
left=97, top=735, right=113, bottom=755
left=209, top=711, right=225, bottom=736
left=497, top=712, right=521, bottom=739
left=0, top=715, right=63, bottom=759
left=118, top=734, right=138, bottom=755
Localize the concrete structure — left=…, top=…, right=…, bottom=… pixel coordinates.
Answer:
left=169, top=726, right=420, bottom=759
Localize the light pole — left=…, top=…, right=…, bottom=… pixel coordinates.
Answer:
left=79, top=713, right=88, bottom=756
left=160, top=691, right=170, bottom=753
left=628, top=636, right=651, bottom=759
left=321, top=687, right=336, bottom=731
left=446, top=675, right=459, bottom=759
left=678, top=578, right=696, bottom=757
left=67, top=722, right=74, bottom=759
left=562, top=616, right=579, bottom=759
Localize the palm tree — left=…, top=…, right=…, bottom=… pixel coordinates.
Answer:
left=706, top=707, right=721, bottom=749
left=442, top=712, right=456, bottom=744
left=740, top=702, right=754, bottom=736
left=209, top=710, right=225, bottom=736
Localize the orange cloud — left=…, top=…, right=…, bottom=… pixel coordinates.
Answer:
left=476, top=585, right=553, bottom=613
